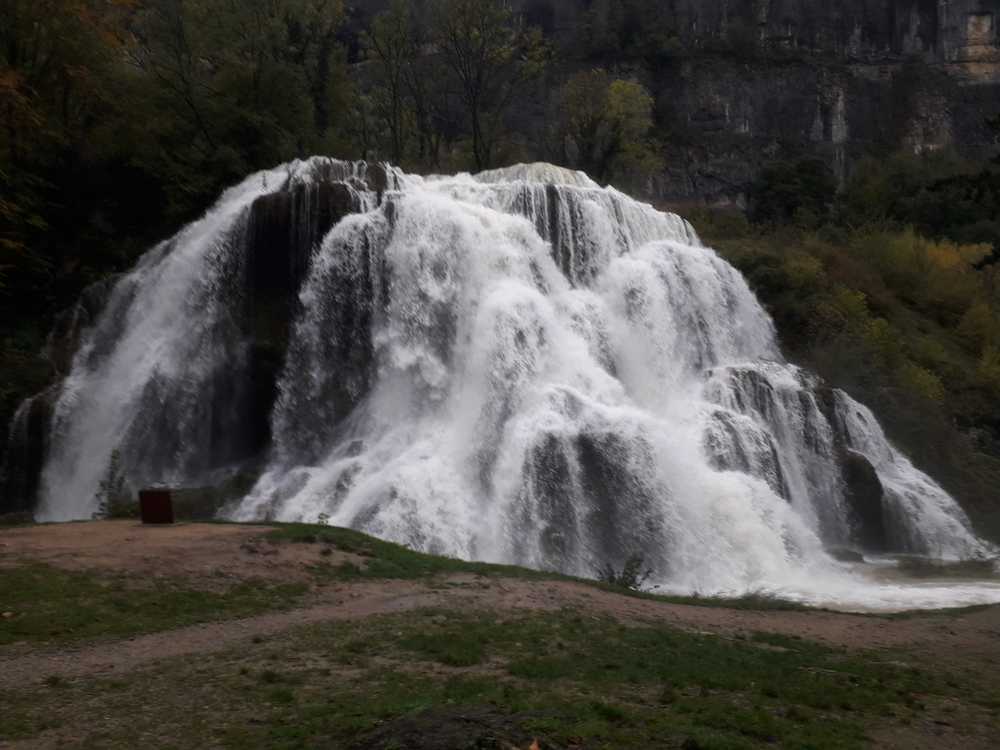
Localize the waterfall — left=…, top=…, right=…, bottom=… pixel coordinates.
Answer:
left=30, top=159, right=377, bottom=520
left=8, top=159, right=997, bottom=608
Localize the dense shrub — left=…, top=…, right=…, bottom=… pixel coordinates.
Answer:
left=749, top=159, right=838, bottom=227
left=596, top=555, right=653, bottom=592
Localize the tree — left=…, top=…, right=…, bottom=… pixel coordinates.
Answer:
left=120, top=0, right=350, bottom=214
left=555, top=69, right=662, bottom=188
left=1, top=0, right=134, bottom=304
left=365, top=0, right=415, bottom=163
left=1, top=0, right=139, bottom=437
left=0, top=0, right=353, bottom=439
left=431, top=0, right=546, bottom=170
left=281, top=0, right=348, bottom=145
left=749, top=159, right=837, bottom=226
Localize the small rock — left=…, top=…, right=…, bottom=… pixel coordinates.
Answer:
left=828, top=547, right=865, bottom=563
left=2, top=611, right=15, bottom=619
left=431, top=614, right=448, bottom=625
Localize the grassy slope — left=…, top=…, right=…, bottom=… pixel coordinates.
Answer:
left=2, top=522, right=999, bottom=748
left=266, top=523, right=812, bottom=611
left=0, top=522, right=800, bottom=650
left=3, top=604, right=999, bottom=748
left=0, top=564, right=307, bottom=647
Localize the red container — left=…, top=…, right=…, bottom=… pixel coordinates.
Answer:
left=139, top=489, right=174, bottom=524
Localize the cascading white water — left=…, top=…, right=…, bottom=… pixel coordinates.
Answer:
left=28, top=159, right=999, bottom=610
left=34, top=159, right=375, bottom=520
left=831, top=392, right=987, bottom=559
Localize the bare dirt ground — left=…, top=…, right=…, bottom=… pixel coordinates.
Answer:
left=0, top=520, right=366, bottom=585
left=3, top=521, right=1000, bottom=686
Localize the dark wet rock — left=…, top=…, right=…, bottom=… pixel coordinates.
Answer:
left=841, top=449, right=889, bottom=552
left=269, top=220, right=382, bottom=467
left=517, top=433, right=580, bottom=570
left=827, top=546, right=866, bottom=563
left=170, top=474, right=259, bottom=521
left=511, top=428, right=667, bottom=575
left=238, top=180, right=361, bottom=461
left=576, top=431, right=664, bottom=572
left=365, top=161, right=390, bottom=198
left=45, top=276, right=120, bottom=377
left=813, top=385, right=839, bottom=428
left=817, top=384, right=896, bottom=551
left=704, top=409, right=790, bottom=499
left=713, top=366, right=780, bottom=422
left=0, top=386, right=59, bottom=516
left=246, top=181, right=358, bottom=312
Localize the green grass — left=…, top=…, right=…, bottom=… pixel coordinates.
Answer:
left=0, top=563, right=307, bottom=647
left=267, top=522, right=814, bottom=611
left=0, top=519, right=810, bottom=654
left=265, top=522, right=561, bottom=581
left=3, top=607, right=998, bottom=749
left=0, top=511, right=34, bottom=527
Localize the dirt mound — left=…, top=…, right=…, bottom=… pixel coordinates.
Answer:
left=0, top=520, right=364, bottom=585
left=351, top=707, right=549, bottom=750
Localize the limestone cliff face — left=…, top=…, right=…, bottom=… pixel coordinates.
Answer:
left=510, top=0, right=1000, bottom=202
left=530, top=0, right=999, bottom=204
left=529, top=0, right=1000, bottom=69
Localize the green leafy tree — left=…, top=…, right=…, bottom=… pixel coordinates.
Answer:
left=130, top=0, right=347, bottom=204
left=1, top=1, right=138, bottom=433
left=555, top=69, right=662, bottom=190
left=365, top=0, right=416, bottom=164
left=1, top=0, right=132, bottom=275
left=0, top=0, right=353, bottom=438
left=92, top=449, right=136, bottom=519
left=749, top=159, right=837, bottom=226
left=431, top=0, right=547, bottom=170
left=596, top=554, right=653, bottom=592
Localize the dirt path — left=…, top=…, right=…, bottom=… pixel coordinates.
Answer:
left=4, top=571, right=1000, bottom=689
left=3, top=522, right=1000, bottom=689
left=0, top=581, right=437, bottom=688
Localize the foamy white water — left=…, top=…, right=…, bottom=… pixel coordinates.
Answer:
left=30, top=159, right=999, bottom=610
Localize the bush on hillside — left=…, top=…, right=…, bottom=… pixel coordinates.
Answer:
left=92, top=450, right=138, bottom=520
left=749, top=159, right=837, bottom=227
left=596, top=555, right=653, bottom=592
